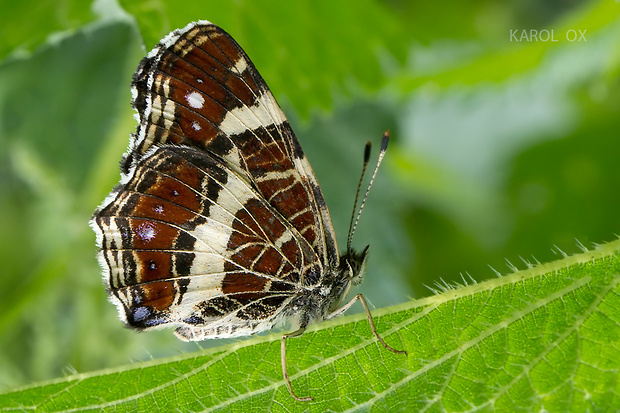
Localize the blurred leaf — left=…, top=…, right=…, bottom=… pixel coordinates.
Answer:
left=0, top=22, right=138, bottom=190
left=0, top=0, right=94, bottom=61
left=397, top=1, right=620, bottom=88
left=1, top=239, right=618, bottom=411
left=392, top=2, right=620, bottom=290
left=0, top=19, right=143, bottom=388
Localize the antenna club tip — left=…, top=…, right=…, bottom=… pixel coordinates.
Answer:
left=381, top=130, right=390, bottom=151
left=364, top=141, right=372, bottom=161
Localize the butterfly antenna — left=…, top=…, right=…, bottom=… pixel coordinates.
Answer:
left=347, top=131, right=390, bottom=251
left=346, top=141, right=371, bottom=251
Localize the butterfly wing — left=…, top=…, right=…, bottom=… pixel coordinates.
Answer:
left=128, top=21, right=337, bottom=266
left=91, top=22, right=338, bottom=338
left=93, top=144, right=322, bottom=338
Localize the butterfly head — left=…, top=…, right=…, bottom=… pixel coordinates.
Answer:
left=316, top=245, right=369, bottom=317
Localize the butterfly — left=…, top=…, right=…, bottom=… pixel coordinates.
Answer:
left=90, top=21, right=406, bottom=401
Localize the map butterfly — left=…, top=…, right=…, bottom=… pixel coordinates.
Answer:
left=91, top=21, right=406, bottom=401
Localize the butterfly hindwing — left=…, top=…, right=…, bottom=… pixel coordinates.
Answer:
left=94, top=144, right=321, bottom=337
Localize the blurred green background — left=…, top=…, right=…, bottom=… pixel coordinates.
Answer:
left=0, top=0, right=618, bottom=390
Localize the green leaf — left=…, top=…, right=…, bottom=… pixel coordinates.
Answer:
left=2, top=239, right=618, bottom=411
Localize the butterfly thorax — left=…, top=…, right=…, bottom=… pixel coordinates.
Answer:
left=284, top=245, right=370, bottom=331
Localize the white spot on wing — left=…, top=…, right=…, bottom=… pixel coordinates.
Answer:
left=186, top=91, right=205, bottom=109
left=192, top=121, right=202, bottom=131
left=135, top=222, right=156, bottom=242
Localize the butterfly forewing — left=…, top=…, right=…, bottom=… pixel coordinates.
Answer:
left=128, top=22, right=337, bottom=265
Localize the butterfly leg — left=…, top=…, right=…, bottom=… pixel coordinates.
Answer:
left=326, top=293, right=407, bottom=355
left=281, top=327, right=313, bottom=402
